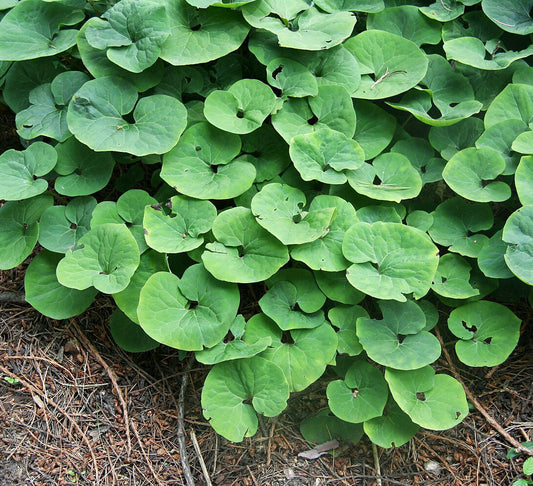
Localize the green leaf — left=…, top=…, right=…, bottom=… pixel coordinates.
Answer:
left=202, top=207, right=289, bottom=283
left=429, top=117, right=484, bottom=160
left=244, top=313, right=337, bottom=391
left=109, top=309, right=159, bottom=353
left=84, top=0, right=170, bottom=73
left=503, top=205, right=533, bottom=285
left=0, top=195, right=53, bottom=270
left=138, top=264, right=239, bottom=350
left=266, top=57, right=318, bottom=99
left=161, top=122, right=255, bottom=199
left=442, top=10, right=503, bottom=43
left=54, top=138, right=115, bottom=196
left=77, top=21, right=165, bottom=92
left=204, top=79, right=276, bottom=135
left=343, top=222, right=439, bottom=301
left=367, top=5, right=441, bottom=46
left=419, top=1, right=464, bottom=21
left=16, top=71, right=89, bottom=142
left=291, top=195, right=356, bottom=271
left=431, top=253, right=480, bottom=299
left=481, top=0, right=533, bottom=35
left=91, top=190, right=157, bottom=253
left=301, top=409, right=364, bottom=445
left=357, top=300, right=441, bottom=370
left=160, top=0, right=249, bottom=66
left=429, top=198, right=493, bottom=258
left=516, top=156, right=533, bottom=205
left=251, top=183, right=336, bottom=245
left=448, top=301, right=521, bottom=367
left=485, top=83, right=533, bottom=129
left=314, top=0, right=384, bottom=13
left=24, top=250, right=97, bottom=319
left=290, top=129, right=365, bottom=184
left=186, top=0, right=255, bottom=6
left=328, top=305, right=367, bottom=356
left=201, top=356, right=289, bottom=442
left=385, top=366, right=469, bottom=430
left=314, top=271, right=365, bottom=305
left=56, top=223, right=140, bottom=293
left=272, top=85, right=356, bottom=144
left=38, top=197, right=97, bottom=253
left=345, top=30, right=428, bottom=99
left=0, top=142, right=57, bottom=201
left=346, top=152, right=423, bottom=203
left=511, top=130, right=533, bottom=156
left=144, top=196, right=217, bottom=253
left=390, top=138, right=444, bottom=184
left=444, top=37, right=533, bottom=71
left=478, top=230, right=515, bottom=279
left=353, top=100, right=397, bottom=160
left=443, top=147, right=511, bottom=202
left=113, top=250, right=169, bottom=324
left=524, top=456, right=533, bottom=476
left=327, top=359, right=388, bottom=423
left=0, top=0, right=84, bottom=60
left=67, top=76, right=187, bottom=156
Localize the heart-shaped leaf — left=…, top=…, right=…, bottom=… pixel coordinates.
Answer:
left=266, top=57, right=318, bottom=99
left=201, top=356, right=289, bottom=442
left=503, top=205, right=533, bottom=285
left=24, top=250, right=97, bottom=319
left=327, top=359, right=389, bottom=423
left=431, top=253, right=480, bottom=299
left=56, top=223, right=140, bottom=294
left=0, top=142, right=57, bottom=201
left=314, top=271, right=365, bottom=305
left=356, top=300, right=441, bottom=370
left=390, top=138, right=445, bottom=184
left=385, top=366, right=469, bottom=430
left=67, top=76, right=187, bottom=156
left=138, top=264, right=239, bottom=350
left=484, top=83, right=533, bottom=129
left=477, top=230, right=515, bottom=279
left=481, top=0, right=533, bottom=35
left=0, top=195, right=53, bottom=270
left=343, top=221, right=439, bottom=301
left=448, top=301, right=521, bottom=367
left=202, top=207, right=289, bottom=283
left=328, top=305, right=367, bottom=356
left=301, top=409, right=364, bottom=445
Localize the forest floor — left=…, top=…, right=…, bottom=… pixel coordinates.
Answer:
left=0, top=262, right=532, bottom=486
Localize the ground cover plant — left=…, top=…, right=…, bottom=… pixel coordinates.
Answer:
left=0, top=0, right=531, bottom=452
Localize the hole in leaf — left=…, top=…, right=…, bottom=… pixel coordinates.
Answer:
left=322, top=163, right=330, bottom=172
left=272, top=65, right=284, bottom=79
left=236, top=109, right=245, bottom=119
left=195, top=146, right=202, bottom=152
left=416, top=392, right=426, bottom=402
left=461, top=320, right=477, bottom=333
left=373, top=174, right=382, bottom=185
left=449, top=102, right=458, bottom=108
left=455, top=411, right=462, bottom=419
left=292, top=213, right=303, bottom=224
left=483, top=336, right=493, bottom=344
left=190, top=23, right=202, bottom=31
left=189, top=301, right=199, bottom=310
left=352, top=388, right=359, bottom=398
left=281, top=330, right=295, bottom=344
left=70, top=223, right=77, bottom=230
left=307, top=114, right=319, bottom=125
left=397, top=334, right=407, bottom=345
left=223, top=331, right=235, bottom=343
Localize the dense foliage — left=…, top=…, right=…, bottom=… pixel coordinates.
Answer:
left=0, top=0, right=531, bottom=447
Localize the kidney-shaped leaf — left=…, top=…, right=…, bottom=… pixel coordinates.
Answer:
left=448, top=301, right=521, bottom=367
left=431, top=253, right=480, bottom=299
left=503, top=205, right=533, bottom=285
left=482, top=0, right=533, bottom=35
left=0, top=142, right=57, bottom=201
left=385, top=366, right=469, bottom=430
left=327, top=359, right=388, bottom=423
left=67, top=76, right=187, bottom=156
left=84, top=0, right=170, bottom=73
left=357, top=300, right=441, bottom=370
left=0, top=0, right=84, bottom=61
left=343, top=222, right=439, bottom=302
left=516, top=156, right=533, bottom=205
left=202, top=207, right=289, bottom=283
left=24, top=250, right=97, bottom=320
left=56, top=223, right=140, bottom=294
left=201, top=356, right=290, bottom=442
left=204, top=79, right=276, bottom=134
left=345, top=30, right=428, bottom=100
left=0, top=195, right=53, bottom=270
left=484, top=83, right=533, bottom=129
left=443, top=147, right=511, bottom=202
left=138, top=264, right=239, bottom=350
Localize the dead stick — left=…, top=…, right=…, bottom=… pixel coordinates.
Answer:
left=0, top=291, right=26, bottom=304
left=372, top=443, right=383, bottom=486
left=70, top=320, right=167, bottom=485
left=0, top=364, right=99, bottom=479
left=435, top=327, right=533, bottom=456
left=177, top=359, right=196, bottom=486
left=191, top=429, right=213, bottom=486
